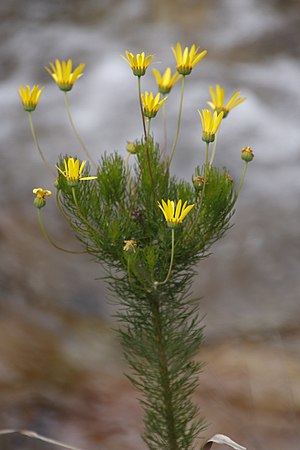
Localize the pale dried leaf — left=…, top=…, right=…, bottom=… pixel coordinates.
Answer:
left=202, top=433, right=246, bottom=450
left=0, top=429, right=86, bottom=450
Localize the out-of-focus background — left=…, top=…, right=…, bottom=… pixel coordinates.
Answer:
left=1, top=0, right=300, bottom=448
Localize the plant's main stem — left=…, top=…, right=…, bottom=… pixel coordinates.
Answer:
left=150, top=297, right=179, bottom=450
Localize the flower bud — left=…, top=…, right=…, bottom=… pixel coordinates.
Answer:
left=33, top=187, right=52, bottom=209
left=33, top=197, right=46, bottom=209
left=127, top=141, right=139, bottom=155
left=241, top=146, right=254, bottom=162
left=192, top=175, right=205, bottom=190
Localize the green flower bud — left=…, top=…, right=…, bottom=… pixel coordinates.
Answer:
left=241, top=146, right=254, bottom=162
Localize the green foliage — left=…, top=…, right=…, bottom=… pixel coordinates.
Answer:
left=56, top=138, right=236, bottom=449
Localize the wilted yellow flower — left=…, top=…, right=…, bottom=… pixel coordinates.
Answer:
left=172, top=43, right=207, bottom=76
left=158, top=199, right=194, bottom=227
left=56, top=157, right=97, bottom=186
left=198, top=109, right=224, bottom=143
left=241, top=146, right=254, bottom=162
left=141, top=91, right=167, bottom=119
left=207, top=84, right=246, bottom=118
left=19, top=85, right=43, bottom=112
left=33, top=187, right=52, bottom=208
left=45, top=59, right=85, bottom=91
left=123, top=239, right=137, bottom=253
left=121, top=51, right=154, bottom=76
left=152, top=68, right=181, bottom=94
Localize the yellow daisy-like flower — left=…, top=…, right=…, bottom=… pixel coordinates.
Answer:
left=123, top=239, right=137, bottom=253
left=45, top=59, right=85, bottom=91
left=198, top=109, right=224, bottom=143
left=207, top=84, right=246, bottom=118
left=33, top=187, right=52, bottom=208
left=172, top=42, right=207, bottom=76
left=141, top=91, right=167, bottom=119
left=19, top=84, right=43, bottom=112
left=56, top=157, right=97, bottom=186
left=158, top=199, right=194, bottom=227
left=121, top=51, right=154, bottom=77
left=152, top=68, right=181, bottom=95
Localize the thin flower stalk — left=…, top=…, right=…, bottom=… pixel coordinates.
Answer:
left=64, top=92, right=96, bottom=168
left=199, top=142, right=210, bottom=211
left=37, top=208, right=87, bottom=254
left=137, top=76, right=147, bottom=140
left=167, top=75, right=185, bottom=169
left=209, top=129, right=220, bottom=167
left=154, top=228, right=175, bottom=286
left=27, top=112, right=56, bottom=176
left=235, top=160, right=248, bottom=198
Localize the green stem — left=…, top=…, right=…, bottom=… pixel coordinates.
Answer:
left=64, top=92, right=96, bottom=168
left=168, top=76, right=185, bottom=169
left=147, top=118, right=151, bottom=139
left=235, top=161, right=248, bottom=199
left=155, top=228, right=175, bottom=286
left=56, top=189, right=73, bottom=223
left=137, top=77, right=155, bottom=195
left=27, top=112, right=56, bottom=176
left=71, top=187, right=99, bottom=235
left=161, top=100, right=167, bottom=161
left=209, top=129, right=219, bottom=167
left=150, top=297, right=179, bottom=450
left=37, top=208, right=86, bottom=254
left=137, top=76, right=147, bottom=141
left=199, top=142, right=210, bottom=209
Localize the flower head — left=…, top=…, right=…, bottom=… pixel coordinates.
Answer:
left=152, top=68, right=181, bottom=95
left=207, top=84, right=246, bottom=118
left=172, top=43, right=207, bottom=76
left=56, top=157, right=97, bottom=186
left=121, top=51, right=154, bottom=77
left=141, top=91, right=167, bottom=119
left=33, top=187, right=52, bottom=208
left=19, top=85, right=43, bottom=112
left=158, top=199, right=194, bottom=227
left=241, top=146, right=254, bottom=162
left=198, top=109, right=224, bottom=143
left=45, top=59, right=85, bottom=91
left=123, top=239, right=137, bottom=253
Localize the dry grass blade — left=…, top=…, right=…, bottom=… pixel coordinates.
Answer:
left=202, top=433, right=246, bottom=450
left=0, top=429, right=86, bottom=450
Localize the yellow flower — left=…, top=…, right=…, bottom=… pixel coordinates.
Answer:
left=152, top=68, right=181, bottom=94
left=198, top=109, right=224, bottom=143
left=45, top=59, right=85, bottom=91
left=19, top=85, right=43, bottom=112
left=121, top=51, right=154, bottom=76
left=172, top=42, right=207, bottom=76
left=123, top=239, right=137, bottom=253
left=141, top=91, right=167, bottom=119
left=33, top=187, right=52, bottom=208
left=56, top=157, right=97, bottom=186
left=158, top=199, right=194, bottom=227
left=207, top=84, right=246, bottom=118
left=241, top=146, right=254, bottom=162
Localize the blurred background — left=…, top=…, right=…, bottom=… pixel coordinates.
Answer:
left=1, top=0, right=300, bottom=448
